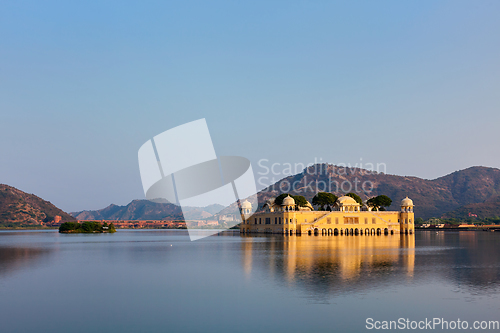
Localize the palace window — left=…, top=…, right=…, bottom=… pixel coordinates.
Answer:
left=275, top=217, right=277, bottom=224
left=259, top=218, right=261, bottom=224
left=335, top=217, right=339, bottom=224
left=365, top=218, right=368, bottom=224
left=327, top=218, right=331, bottom=224
left=345, top=217, right=356, bottom=224
left=279, top=217, right=281, bottom=224
left=409, top=219, right=412, bottom=224
left=372, top=218, right=376, bottom=224
left=255, top=218, right=257, bottom=225
left=265, top=218, right=271, bottom=225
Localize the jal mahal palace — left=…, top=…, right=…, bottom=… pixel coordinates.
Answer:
left=239, top=195, right=415, bottom=236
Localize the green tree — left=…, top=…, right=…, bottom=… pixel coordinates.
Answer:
left=59, top=222, right=81, bottom=232
left=312, top=192, right=338, bottom=210
left=81, top=221, right=96, bottom=232
left=345, top=192, right=363, bottom=205
left=367, top=195, right=392, bottom=211
left=59, top=221, right=116, bottom=233
left=274, top=193, right=290, bottom=206
left=375, top=195, right=392, bottom=210
left=292, top=195, right=308, bottom=208
left=274, top=193, right=308, bottom=208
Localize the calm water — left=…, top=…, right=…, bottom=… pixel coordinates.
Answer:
left=1, top=230, right=500, bottom=333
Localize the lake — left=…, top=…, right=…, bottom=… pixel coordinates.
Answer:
left=0, top=230, right=499, bottom=332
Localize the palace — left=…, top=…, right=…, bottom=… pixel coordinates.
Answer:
left=240, top=195, right=415, bottom=235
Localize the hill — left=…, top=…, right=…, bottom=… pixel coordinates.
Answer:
left=443, top=196, right=500, bottom=220
left=0, top=184, right=75, bottom=225
left=71, top=200, right=224, bottom=221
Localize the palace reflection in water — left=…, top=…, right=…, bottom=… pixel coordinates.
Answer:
left=241, top=234, right=415, bottom=299
left=240, top=231, right=500, bottom=301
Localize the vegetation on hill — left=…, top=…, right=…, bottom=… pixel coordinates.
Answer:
left=0, top=184, right=75, bottom=227
left=59, top=221, right=116, bottom=233
left=0, top=222, right=53, bottom=230
left=442, top=195, right=500, bottom=220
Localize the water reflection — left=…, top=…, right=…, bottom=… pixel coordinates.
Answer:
left=0, top=246, right=52, bottom=277
left=241, top=234, right=415, bottom=301
left=241, top=231, right=500, bottom=301
left=417, top=231, right=500, bottom=294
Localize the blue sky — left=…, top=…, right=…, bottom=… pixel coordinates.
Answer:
left=1, top=0, right=500, bottom=212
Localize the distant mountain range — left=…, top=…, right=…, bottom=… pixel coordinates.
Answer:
left=0, top=184, right=76, bottom=224
left=71, top=200, right=224, bottom=221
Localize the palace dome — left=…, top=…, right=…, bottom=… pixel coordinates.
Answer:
left=401, top=196, right=414, bottom=206
left=241, top=200, right=252, bottom=209
left=282, top=195, right=295, bottom=206
left=337, top=196, right=358, bottom=205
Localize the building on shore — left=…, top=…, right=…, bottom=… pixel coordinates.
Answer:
left=240, top=195, right=415, bottom=235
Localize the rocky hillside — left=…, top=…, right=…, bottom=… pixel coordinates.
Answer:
left=0, top=184, right=75, bottom=224
left=257, top=165, right=500, bottom=219
left=71, top=200, right=224, bottom=221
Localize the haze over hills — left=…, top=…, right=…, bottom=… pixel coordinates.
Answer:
left=0, top=184, right=76, bottom=224
left=70, top=165, right=500, bottom=221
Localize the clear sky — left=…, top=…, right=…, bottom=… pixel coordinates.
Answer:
left=1, top=0, right=500, bottom=212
